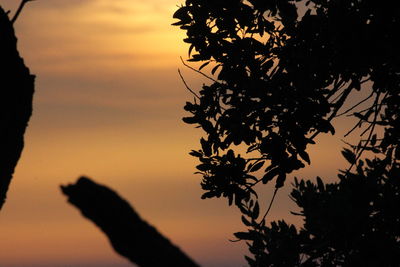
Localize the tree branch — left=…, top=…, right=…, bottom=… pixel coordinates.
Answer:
left=61, top=177, right=199, bottom=267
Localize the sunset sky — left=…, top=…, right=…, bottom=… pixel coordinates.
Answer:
left=0, top=1, right=360, bottom=266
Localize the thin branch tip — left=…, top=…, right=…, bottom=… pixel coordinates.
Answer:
left=11, top=0, right=36, bottom=24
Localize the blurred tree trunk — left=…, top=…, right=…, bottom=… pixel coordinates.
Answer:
left=0, top=7, right=35, bottom=210
left=62, top=177, right=200, bottom=267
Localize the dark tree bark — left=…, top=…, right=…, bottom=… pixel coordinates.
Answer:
left=0, top=6, right=35, bottom=210
left=61, top=177, right=200, bottom=267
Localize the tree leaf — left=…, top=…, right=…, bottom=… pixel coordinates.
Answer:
left=211, top=64, right=221, bottom=75
left=201, top=191, right=215, bottom=199
left=370, top=134, right=377, bottom=146
left=199, top=61, right=210, bottom=70
left=298, top=150, right=311, bottom=165
left=182, top=116, right=198, bottom=124
left=233, top=231, right=254, bottom=241
left=196, top=163, right=210, bottom=171
left=241, top=215, right=252, bottom=226
left=262, top=168, right=279, bottom=184
left=189, top=150, right=202, bottom=157
left=252, top=201, right=260, bottom=219
left=316, top=176, right=324, bottom=191
left=275, top=173, right=286, bottom=188
left=249, top=161, right=265, bottom=172
left=341, top=148, right=356, bottom=164
left=200, top=138, right=212, bottom=156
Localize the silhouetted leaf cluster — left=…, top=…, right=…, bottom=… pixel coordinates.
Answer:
left=174, top=0, right=399, bottom=265
left=244, top=145, right=400, bottom=266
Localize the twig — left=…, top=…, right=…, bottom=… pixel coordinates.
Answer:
left=360, top=77, right=371, bottom=84
left=326, top=78, right=345, bottom=100
left=336, top=91, right=374, bottom=117
left=178, top=69, right=200, bottom=99
left=343, top=92, right=380, bottom=137
left=261, top=188, right=279, bottom=222
left=343, top=92, right=386, bottom=175
left=328, top=83, right=354, bottom=120
left=343, top=119, right=363, bottom=138
left=341, top=139, right=358, bottom=149
left=308, top=82, right=353, bottom=141
left=180, top=56, right=219, bottom=83
left=11, top=0, right=35, bottom=24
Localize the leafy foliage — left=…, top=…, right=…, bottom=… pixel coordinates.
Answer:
left=174, top=0, right=399, bottom=265
left=248, top=146, right=400, bottom=266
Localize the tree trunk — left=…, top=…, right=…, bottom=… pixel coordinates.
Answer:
left=0, top=7, right=35, bottom=210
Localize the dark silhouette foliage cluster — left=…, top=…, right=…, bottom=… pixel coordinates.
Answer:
left=174, top=0, right=400, bottom=265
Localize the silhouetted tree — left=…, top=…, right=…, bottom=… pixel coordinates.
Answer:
left=174, top=0, right=399, bottom=265
left=0, top=3, right=35, bottom=210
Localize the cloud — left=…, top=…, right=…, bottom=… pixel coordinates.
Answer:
left=34, top=0, right=96, bottom=9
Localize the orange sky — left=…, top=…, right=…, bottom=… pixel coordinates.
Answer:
left=0, top=1, right=365, bottom=266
